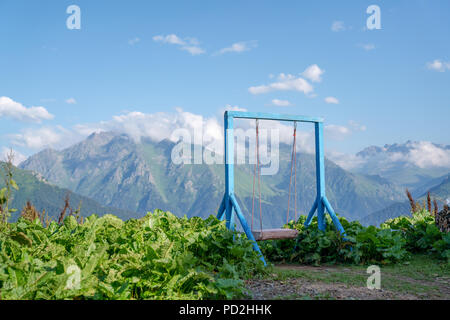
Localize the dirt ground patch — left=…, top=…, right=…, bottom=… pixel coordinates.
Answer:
left=245, top=264, right=450, bottom=300
left=245, top=278, right=418, bottom=300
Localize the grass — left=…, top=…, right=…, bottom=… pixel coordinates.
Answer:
left=270, top=266, right=366, bottom=286
left=381, top=254, right=449, bottom=280
left=266, top=254, right=449, bottom=299
left=273, top=292, right=336, bottom=300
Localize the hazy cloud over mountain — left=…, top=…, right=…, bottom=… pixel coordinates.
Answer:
left=329, top=141, right=450, bottom=171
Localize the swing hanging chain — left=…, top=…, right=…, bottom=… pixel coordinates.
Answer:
left=251, top=120, right=257, bottom=232
left=251, top=119, right=263, bottom=233
left=294, top=122, right=297, bottom=221
left=256, top=120, right=263, bottom=232
left=252, top=119, right=299, bottom=234
left=286, top=121, right=298, bottom=224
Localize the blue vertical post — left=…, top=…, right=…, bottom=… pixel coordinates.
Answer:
left=224, top=112, right=235, bottom=230
left=304, top=198, right=318, bottom=227
left=230, top=195, right=266, bottom=265
left=315, top=122, right=326, bottom=231
left=217, top=195, right=226, bottom=221
left=323, top=197, right=346, bottom=236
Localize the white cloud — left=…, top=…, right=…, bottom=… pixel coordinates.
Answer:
left=1, top=147, right=27, bottom=166
left=9, top=105, right=370, bottom=169
left=10, top=126, right=74, bottom=150
left=348, top=120, right=366, bottom=132
left=271, top=99, right=292, bottom=107
left=248, top=64, right=324, bottom=96
left=215, top=40, right=257, bottom=55
left=181, top=46, right=206, bottom=55
left=153, top=34, right=205, bottom=55
left=153, top=34, right=185, bottom=45
left=324, top=96, right=339, bottom=104
left=128, top=37, right=140, bottom=46
left=325, top=124, right=351, bottom=140
left=0, top=96, right=54, bottom=123
left=426, top=59, right=450, bottom=72
left=331, top=141, right=450, bottom=171
left=221, top=105, right=248, bottom=113
left=249, top=73, right=314, bottom=95
left=331, top=21, right=346, bottom=32
left=360, top=43, right=375, bottom=51
left=324, top=120, right=367, bottom=141
left=325, top=150, right=367, bottom=171
left=253, top=120, right=315, bottom=154
left=405, top=141, right=450, bottom=168
left=10, top=107, right=320, bottom=158
left=302, top=64, right=324, bottom=83
left=65, top=98, right=77, bottom=104
left=73, top=109, right=221, bottom=146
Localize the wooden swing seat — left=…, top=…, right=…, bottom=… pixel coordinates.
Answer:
left=252, top=228, right=299, bottom=241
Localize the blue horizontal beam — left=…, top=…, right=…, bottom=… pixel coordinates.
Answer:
left=226, top=111, right=323, bottom=123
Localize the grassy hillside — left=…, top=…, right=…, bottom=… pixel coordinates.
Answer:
left=426, top=175, right=450, bottom=201
left=0, top=163, right=139, bottom=222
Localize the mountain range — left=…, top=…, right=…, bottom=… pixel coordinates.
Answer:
left=17, top=131, right=416, bottom=228
left=352, top=141, right=450, bottom=192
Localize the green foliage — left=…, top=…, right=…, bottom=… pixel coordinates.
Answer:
left=0, top=210, right=265, bottom=300
left=1, top=157, right=19, bottom=226
left=381, top=209, right=449, bottom=260
left=261, top=211, right=449, bottom=266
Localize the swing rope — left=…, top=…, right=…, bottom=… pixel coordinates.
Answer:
left=252, top=120, right=299, bottom=233
left=286, top=121, right=297, bottom=224
left=251, top=120, right=263, bottom=232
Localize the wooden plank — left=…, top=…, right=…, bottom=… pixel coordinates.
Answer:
left=252, top=228, right=299, bottom=241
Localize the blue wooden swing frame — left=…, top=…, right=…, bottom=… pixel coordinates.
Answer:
left=216, top=111, right=346, bottom=265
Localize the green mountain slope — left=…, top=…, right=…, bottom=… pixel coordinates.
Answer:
left=360, top=202, right=411, bottom=226
left=410, top=173, right=450, bottom=198
left=426, top=174, right=450, bottom=201
left=0, top=163, right=139, bottom=222
left=19, top=132, right=406, bottom=228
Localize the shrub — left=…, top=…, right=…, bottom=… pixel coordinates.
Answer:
left=260, top=210, right=449, bottom=266
left=0, top=210, right=266, bottom=300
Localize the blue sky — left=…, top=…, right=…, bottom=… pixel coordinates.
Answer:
left=1, top=0, right=449, bottom=165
